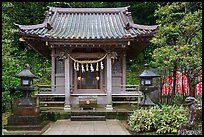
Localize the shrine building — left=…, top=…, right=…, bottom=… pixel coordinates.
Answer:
left=15, top=7, right=157, bottom=112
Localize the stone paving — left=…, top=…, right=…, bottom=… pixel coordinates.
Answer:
left=42, top=119, right=130, bottom=135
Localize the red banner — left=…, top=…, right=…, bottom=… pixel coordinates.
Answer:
left=162, top=71, right=202, bottom=96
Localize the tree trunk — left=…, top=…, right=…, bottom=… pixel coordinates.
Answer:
left=189, top=84, right=196, bottom=97
left=181, top=71, right=185, bottom=101
left=188, top=76, right=196, bottom=97
left=172, top=64, right=177, bottom=96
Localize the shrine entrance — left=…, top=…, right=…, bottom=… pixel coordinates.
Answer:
left=77, top=71, right=100, bottom=89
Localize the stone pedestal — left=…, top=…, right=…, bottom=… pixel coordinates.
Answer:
left=14, top=106, right=40, bottom=116
left=139, top=86, right=157, bottom=107
left=139, top=91, right=155, bottom=106
left=5, top=106, right=48, bottom=131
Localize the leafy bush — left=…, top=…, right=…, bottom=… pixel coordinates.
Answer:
left=2, top=91, right=11, bottom=113
left=171, top=93, right=185, bottom=106
left=127, top=71, right=140, bottom=85
left=2, top=90, right=23, bottom=113
left=196, top=93, right=202, bottom=102
left=128, top=104, right=188, bottom=134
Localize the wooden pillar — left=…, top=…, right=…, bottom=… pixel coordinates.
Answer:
left=104, top=59, right=107, bottom=92
left=100, top=69, right=103, bottom=91
left=64, top=56, right=71, bottom=112
left=70, top=60, right=73, bottom=93
left=74, top=71, right=77, bottom=92
left=106, top=53, right=113, bottom=111
left=51, top=49, right=55, bottom=92
left=122, top=50, right=126, bottom=92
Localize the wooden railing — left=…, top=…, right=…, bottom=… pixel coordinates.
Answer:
left=113, top=84, right=140, bottom=92
left=34, top=84, right=143, bottom=107
left=34, top=85, right=74, bottom=93
left=111, top=85, right=142, bottom=104
left=34, top=85, right=141, bottom=94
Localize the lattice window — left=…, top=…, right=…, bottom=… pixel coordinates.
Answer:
left=56, top=59, right=64, bottom=73
left=112, top=56, right=122, bottom=74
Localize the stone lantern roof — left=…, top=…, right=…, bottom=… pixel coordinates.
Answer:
left=15, top=64, right=37, bottom=78
left=139, top=64, right=160, bottom=78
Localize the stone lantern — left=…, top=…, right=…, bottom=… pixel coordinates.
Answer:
left=15, top=64, right=37, bottom=106
left=139, top=64, right=160, bottom=106
left=5, top=64, right=48, bottom=131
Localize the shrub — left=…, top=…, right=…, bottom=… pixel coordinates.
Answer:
left=2, top=91, right=11, bottom=113
left=171, top=93, right=185, bottom=106
left=128, top=104, right=188, bottom=134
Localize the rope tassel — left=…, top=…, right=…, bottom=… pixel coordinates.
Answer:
left=81, top=64, right=85, bottom=73
left=86, top=63, right=89, bottom=71
left=68, top=53, right=107, bottom=71
left=90, top=64, right=94, bottom=72
left=68, top=53, right=107, bottom=64
left=96, top=62, right=99, bottom=71
left=76, top=63, right=79, bottom=71
left=74, top=62, right=76, bottom=70
left=100, top=61, right=104, bottom=70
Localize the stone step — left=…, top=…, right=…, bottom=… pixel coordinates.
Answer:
left=71, top=115, right=106, bottom=121
left=71, top=112, right=106, bottom=116
left=40, top=101, right=64, bottom=104
left=112, top=101, right=138, bottom=104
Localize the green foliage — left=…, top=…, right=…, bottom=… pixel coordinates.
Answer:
left=127, top=71, right=140, bottom=85
left=130, top=2, right=159, bottom=25
left=196, top=93, right=202, bottom=102
left=2, top=112, right=12, bottom=134
left=2, top=92, right=11, bottom=113
left=150, top=2, right=202, bottom=96
left=171, top=93, right=185, bottom=106
left=2, top=2, right=51, bottom=112
left=128, top=105, right=188, bottom=134
left=48, top=2, right=105, bottom=8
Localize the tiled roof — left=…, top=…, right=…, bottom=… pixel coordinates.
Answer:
left=16, top=7, right=157, bottom=40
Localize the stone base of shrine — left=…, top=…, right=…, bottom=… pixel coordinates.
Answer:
left=4, top=121, right=49, bottom=131
left=14, top=106, right=40, bottom=116
left=5, top=105, right=49, bottom=131
left=5, top=114, right=49, bottom=131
